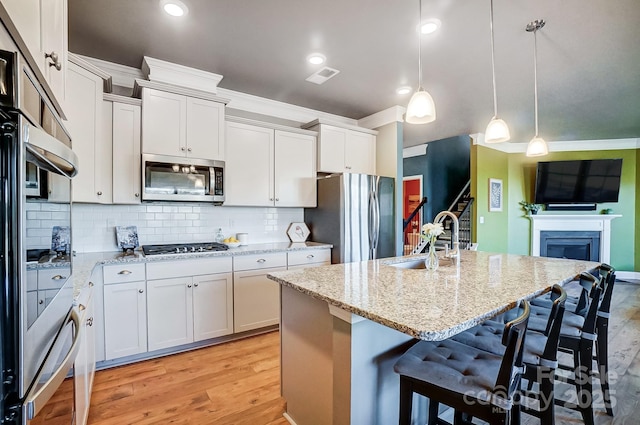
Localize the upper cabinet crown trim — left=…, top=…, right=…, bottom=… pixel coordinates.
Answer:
left=133, top=79, right=230, bottom=105
left=302, top=118, right=378, bottom=135
left=68, top=52, right=112, bottom=93
left=142, top=56, right=223, bottom=94
left=226, top=116, right=317, bottom=137
left=103, top=93, right=141, bottom=106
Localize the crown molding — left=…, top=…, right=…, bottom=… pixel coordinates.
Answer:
left=358, top=105, right=405, bottom=129
left=403, top=144, right=428, bottom=158
left=103, top=93, right=142, bottom=106
left=68, top=52, right=113, bottom=92
left=216, top=88, right=357, bottom=127
left=301, top=118, right=378, bottom=135
left=142, top=56, right=223, bottom=94
left=133, top=79, right=230, bottom=104
left=226, top=115, right=318, bottom=136
left=472, top=133, right=640, bottom=153
left=77, top=54, right=143, bottom=89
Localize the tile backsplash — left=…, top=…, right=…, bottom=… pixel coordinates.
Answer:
left=70, top=203, right=304, bottom=252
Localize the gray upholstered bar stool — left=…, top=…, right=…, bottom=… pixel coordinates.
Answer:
left=530, top=264, right=616, bottom=417
left=527, top=273, right=602, bottom=425
left=393, top=301, right=530, bottom=425
left=451, top=284, right=567, bottom=425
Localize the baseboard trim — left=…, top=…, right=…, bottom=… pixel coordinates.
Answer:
left=615, top=271, right=640, bottom=282
left=283, top=412, right=298, bottom=425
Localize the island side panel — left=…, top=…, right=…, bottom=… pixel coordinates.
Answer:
left=280, top=286, right=333, bottom=425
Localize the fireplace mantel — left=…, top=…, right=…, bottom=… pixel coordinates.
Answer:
left=530, top=214, right=621, bottom=264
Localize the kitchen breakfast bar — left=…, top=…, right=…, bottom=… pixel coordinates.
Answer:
left=267, top=250, right=600, bottom=425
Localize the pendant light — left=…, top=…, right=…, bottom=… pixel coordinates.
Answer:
left=525, top=19, right=548, bottom=157
left=405, top=0, right=436, bottom=124
left=484, top=0, right=510, bottom=143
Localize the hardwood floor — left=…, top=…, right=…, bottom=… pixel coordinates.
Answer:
left=35, top=281, right=640, bottom=425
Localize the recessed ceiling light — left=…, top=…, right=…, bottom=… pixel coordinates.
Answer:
left=160, top=0, right=188, bottom=17
left=396, top=86, right=412, bottom=95
left=420, top=18, right=441, bottom=34
left=307, top=53, right=326, bottom=65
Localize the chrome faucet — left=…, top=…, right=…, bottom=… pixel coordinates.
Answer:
left=433, top=210, right=459, bottom=259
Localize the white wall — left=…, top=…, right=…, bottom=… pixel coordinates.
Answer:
left=69, top=203, right=303, bottom=252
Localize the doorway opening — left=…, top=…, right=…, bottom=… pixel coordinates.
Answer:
left=403, top=175, right=423, bottom=255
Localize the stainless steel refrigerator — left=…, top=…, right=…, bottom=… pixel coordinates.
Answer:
left=305, top=173, right=396, bottom=264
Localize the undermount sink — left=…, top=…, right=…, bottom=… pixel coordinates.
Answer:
left=387, top=259, right=426, bottom=269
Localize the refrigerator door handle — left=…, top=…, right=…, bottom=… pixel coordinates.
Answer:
left=369, top=177, right=381, bottom=259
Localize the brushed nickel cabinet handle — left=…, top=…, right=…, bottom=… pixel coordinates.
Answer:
left=307, top=254, right=315, bottom=259
left=118, top=270, right=132, bottom=275
left=194, top=283, right=199, bottom=287
left=45, top=51, right=61, bottom=70
left=39, top=300, right=44, bottom=305
left=97, top=191, right=103, bottom=196
left=187, top=284, right=192, bottom=288
left=138, top=289, right=144, bottom=294
left=181, top=147, right=186, bottom=151
left=187, top=147, right=192, bottom=152
left=51, top=275, right=65, bottom=280
left=257, top=259, right=266, bottom=263
left=135, top=193, right=140, bottom=197
left=87, top=317, right=94, bottom=327
left=88, top=282, right=94, bottom=287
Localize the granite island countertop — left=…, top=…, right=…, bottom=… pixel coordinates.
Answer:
left=43, top=242, right=332, bottom=298
left=267, top=250, right=601, bottom=341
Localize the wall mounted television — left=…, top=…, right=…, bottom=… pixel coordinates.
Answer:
left=534, top=158, right=622, bottom=210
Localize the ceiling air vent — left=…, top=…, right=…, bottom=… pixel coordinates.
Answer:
left=305, top=67, right=340, bottom=85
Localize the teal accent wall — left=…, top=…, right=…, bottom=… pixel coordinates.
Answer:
left=403, top=136, right=470, bottom=222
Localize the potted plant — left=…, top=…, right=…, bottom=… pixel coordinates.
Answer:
left=519, top=201, right=542, bottom=215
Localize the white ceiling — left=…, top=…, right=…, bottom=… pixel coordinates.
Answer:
left=68, top=0, right=640, bottom=148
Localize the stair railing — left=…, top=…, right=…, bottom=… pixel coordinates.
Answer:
left=403, top=197, right=427, bottom=255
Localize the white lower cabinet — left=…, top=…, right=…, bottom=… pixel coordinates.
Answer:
left=233, top=252, right=287, bottom=333
left=103, top=280, right=147, bottom=360
left=287, top=249, right=331, bottom=269
left=74, top=283, right=95, bottom=425
left=146, top=258, right=233, bottom=351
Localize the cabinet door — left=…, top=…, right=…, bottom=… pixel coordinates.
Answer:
left=274, top=130, right=316, bottom=207
left=67, top=62, right=111, bottom=203
left=74, top=286, right=94, bottom=425
left=2, top=0, right=42, bottom=69
left=225, top=121, right=274, bottom=206
left=186, top=97, right=225, bottom=160
left=147, top=277, right=193, bottom=351
left=141, top=88, right=187, bottom=156
left=233, top=266, right=285, bottom=333
left=346, top=131, right=376, bottom=175
left=317, top=125, right=347, bottom=173
left=103, top=281, right=147, bottom=360
left=112, top=102, right=142, bottom=204
left=192, top=273, right=233, bottom=341
left=40, top=0, right=67, bottom=107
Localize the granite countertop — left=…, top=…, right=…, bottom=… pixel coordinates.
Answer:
left=64, top=242, right=331, bottom=297
left=267, top=250, right=601, bottom=341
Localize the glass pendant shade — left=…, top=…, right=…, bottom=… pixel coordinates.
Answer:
left=485, top=117, right=511, bottom=144
left=405, top=88, right=436, bottom=124
left=526, top=136, right=548, bottom=156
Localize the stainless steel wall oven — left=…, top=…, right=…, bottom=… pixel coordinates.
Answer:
left=0, top=44, right=79, bottom=425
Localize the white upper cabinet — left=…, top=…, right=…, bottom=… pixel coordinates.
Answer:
left=66, top=62, right=111, bottom=203
left=2, top=0, right=67, bottom=110
left=310, top=122, right=377, bottom=175
left=40, top=0, right=67, bottom=107
left=225, top=119, right=316, bottom=207
left=274, top=130, right=317, bottom=207
left=111, top=100, right=142, bottom=204
left=141, top=87, right=225, bottom=160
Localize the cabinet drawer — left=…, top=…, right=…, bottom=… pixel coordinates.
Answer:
left=38, top=268, right=71, bottom=290
left=103, top=263, right=146, bottom=284
left=287, top=249, right=331, bottom=267
left=233, top=252, right=287, bottom=272
left=146, top=257, right=233, bottom=281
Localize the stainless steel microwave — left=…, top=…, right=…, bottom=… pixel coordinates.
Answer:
left=142, top=153, right=225, bottom=204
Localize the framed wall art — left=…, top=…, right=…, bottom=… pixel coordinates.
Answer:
left=489, top=178, right=503, bottom=212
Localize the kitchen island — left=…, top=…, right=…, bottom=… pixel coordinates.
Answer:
left=267, top=250, right=600, bottom=425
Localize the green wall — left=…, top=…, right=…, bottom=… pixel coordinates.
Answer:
left=473, top=146, right=638, bottom=271
left=472, top=145, right=510, bottom=253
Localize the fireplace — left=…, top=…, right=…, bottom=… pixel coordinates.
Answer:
left=529, top=214, right=620, bottom=264
left=540, top=231, right=600, bottom=261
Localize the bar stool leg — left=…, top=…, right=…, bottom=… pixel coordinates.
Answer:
left=577, top=345, right=595, bottom=425
left=399, top=377, right=413, bottom=425
left=596, top=321, right=614, bottom=416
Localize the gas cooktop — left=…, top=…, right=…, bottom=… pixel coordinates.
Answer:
left=141, top=242, right=229, bottom=256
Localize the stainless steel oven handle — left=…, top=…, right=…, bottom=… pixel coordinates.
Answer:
left=25, top=308, right=82, bottom=419
left=24, top=122, right=78, bottom=178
